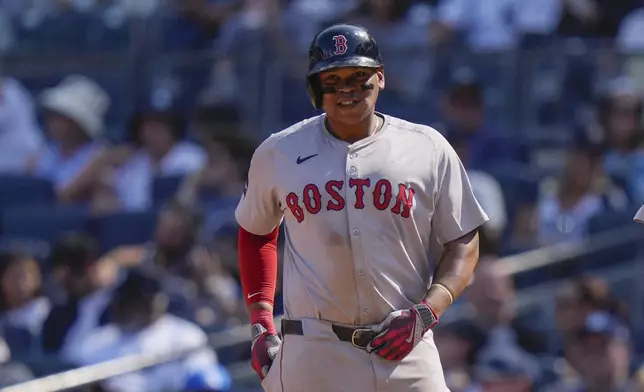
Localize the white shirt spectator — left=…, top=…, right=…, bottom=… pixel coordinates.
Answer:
left=438, top=0, right=519, bottom=51
left=59, top=289, right=113, bottom=363
left=34, top=74, right=110, bottom=190
left=34, top=142, right=102, bottom=190
left=617, top=7, right=644, bottom=53
left=514, top=0, right=562, bottom=35
left=114, top=142, right=206, bottom=211
left=114, top=0, right=160, bottom=17
left=68, top=314, right=218, bottom=392
left=288, top=0, right=358, bottom=24
left=0, top=297, right=50, bottom=336
left=0, top=78, right=44, bottom=173
left=438, top=0, right=562, bottom=51
left=537, top=193, right=604, bottom=246
left=468, top=170, right=508, bottom=234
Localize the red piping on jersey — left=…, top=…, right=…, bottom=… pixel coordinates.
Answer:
left=238, top=226, right=279, bottom=311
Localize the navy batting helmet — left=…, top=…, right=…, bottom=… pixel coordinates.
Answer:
left=306, top=24, right=383, bottom=110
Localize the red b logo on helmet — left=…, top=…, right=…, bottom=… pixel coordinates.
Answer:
left=332, top=35, right=348, bottom=56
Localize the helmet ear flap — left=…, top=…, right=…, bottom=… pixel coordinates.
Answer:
left=307, top=75, right=323, bottom=110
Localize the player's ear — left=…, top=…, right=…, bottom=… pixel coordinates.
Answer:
left=377, top=67, right=385, bottom=90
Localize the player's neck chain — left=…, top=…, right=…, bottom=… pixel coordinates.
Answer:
left=372, top=114, right=384, bottom=136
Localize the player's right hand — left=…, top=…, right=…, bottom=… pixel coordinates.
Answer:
left=250, top=323, right=282, bottom=380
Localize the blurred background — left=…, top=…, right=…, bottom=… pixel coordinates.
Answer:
left=0, top=0, right=643, bottom=391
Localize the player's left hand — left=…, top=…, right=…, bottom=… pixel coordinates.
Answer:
left=366, top=301, right=438, bottom=361
left=250, top=323, right=281, bottom=380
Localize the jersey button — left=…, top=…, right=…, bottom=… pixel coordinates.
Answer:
left=349, top=166, right=356, bottom=173
left=352, top=228, right=360, bottom=236
left=357, top=269, right=364, bottom=276
left=363, top=309, right=370, bottom=316
left=349, top=153, right=357, bottom=159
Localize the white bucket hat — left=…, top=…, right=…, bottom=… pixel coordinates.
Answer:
left=635, top=205, right=644, bottom=224
left=40, top=75, right=111, bottom=139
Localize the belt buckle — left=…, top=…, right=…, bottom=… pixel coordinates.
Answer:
left=351, top=328, right=372, bottom=349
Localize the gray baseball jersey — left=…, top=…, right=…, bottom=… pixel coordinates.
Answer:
left=236, top=113, right=489, bottom=325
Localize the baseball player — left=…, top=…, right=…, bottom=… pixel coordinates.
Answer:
left=236, top=24, right=489, bottom=392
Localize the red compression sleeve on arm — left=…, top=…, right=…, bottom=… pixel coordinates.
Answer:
left=238, top=226, right=279, bottom=309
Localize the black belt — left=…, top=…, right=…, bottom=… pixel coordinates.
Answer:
left=281, top=319, right=377, bottom=349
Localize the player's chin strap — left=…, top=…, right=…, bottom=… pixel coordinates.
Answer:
left=321, top=83, right=375, bottom=95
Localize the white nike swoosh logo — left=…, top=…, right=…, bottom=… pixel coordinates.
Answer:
left=405, top=325, right=416, bottom=344
left=247, top=292, right=261, bottom=299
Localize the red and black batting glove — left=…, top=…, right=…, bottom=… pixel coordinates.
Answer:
left=249, top=309, right=281, bottom=381
left=366, top=301, right=438, bottom=361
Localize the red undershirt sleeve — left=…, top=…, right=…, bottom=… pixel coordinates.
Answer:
left=238, top=226, right=279, bottom=308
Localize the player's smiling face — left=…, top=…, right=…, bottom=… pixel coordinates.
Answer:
left=319, top=66, right=385, bottom=125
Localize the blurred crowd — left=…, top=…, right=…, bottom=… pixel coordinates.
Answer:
left=0, top=0, right=643, bottom=391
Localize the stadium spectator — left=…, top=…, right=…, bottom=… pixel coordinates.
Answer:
left=449, top=132, right=508, bottom=243
left=171, top=0, right=240, bottom=50
left=177, top=131, right=255, bottom=203
left=617, top=3, right=644, bottom=53
left=595, top=77, right=644, bottom=202
left=0, top=250, right=50, bottom=354
left=0, top=77, right=44, bottom=173
left=439, top=68, right=528, bottom=170
left=464, top=260, right=549, bottom=356
left=546, top=311, right=632, bottom=392
left=519, top=141, right=629, bottom=247
left=434, top=320, right=488, bottom=392
left=515, top=0, right=562, bottom=49
left=557, top=0, right=635, bottom=38
left=286, top=0, right=358, bottom=26
left=137, top=199, right=205, bottom=278
left=67, top=269, right=224, bottom=392
left=96, top=109, right=206, bottom=212
left=114, top=0, right=162, bottom=17
left=0, top=336, right=34, bottom=388
left=471, top=344, right=543, bottom=392
left=630, top=365, right=644, bottom=392
left=214, top=0, right=285, bottom=58
left=347, top=0, right=434, bottom=103
left=106, top=200, right=245, bottom=330
left=42, top=233, right=120, bottom=361
left=554, top=276, right=629, bottom=348
left=28, top=75, right=110, bottom=204
left=190, top=102, right=244, bottom=143
left=182, top=362, right=232, bottom=391
left=434, top=0, right=523, bottom=52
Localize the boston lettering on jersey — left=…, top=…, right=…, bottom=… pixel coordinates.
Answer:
left=284, top=177, right=415, bottom=222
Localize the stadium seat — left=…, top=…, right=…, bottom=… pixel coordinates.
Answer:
left=85, top=10, right=131, bottom=52
left=16, top=354, right=75, bottom=378
left=152, top=175, right=185, bottom=205
left=585, top=205, right=644, bottom=269
left=0, top=175, right=55, bottom=211
left=12, top=11, right=92, bottom=54
left=1, top=204, right=89, bottom=245
left=280, top=75, right=316, bottom=126
left=88, top=73, right=131, bottom=140
left=17, top=75, right=61, bottom=98
left=1, top=326, right=37, bottom=358
left=10, top=15, right=54, bottom=54
left=92, top=211, right=158, bottom=252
